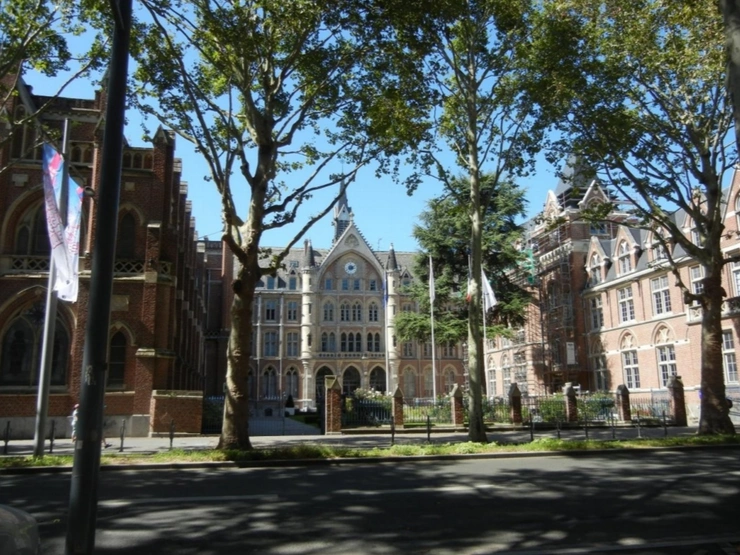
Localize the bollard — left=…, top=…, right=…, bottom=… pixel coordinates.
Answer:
left=426, top=415, right=431, bottom=444
left=636, top=415, right=642, bottom=439
left=119, top=419, right=126, bottom=452
left=556, top=419, right=561, bottom=440
left=611, top=413, right=616, bottom=440
left=48, top=420, right=56, bottom=454
left=529, top=416, right=534, bottom=442
left=169, top=419, right=175, bottom=450
left=390, top=416, right=395, bottom=447
left=584, top=416, right=589, bottom=441
left=662, top=410, right=668, bottom=437
left=3, top=421, right=9, bottom=455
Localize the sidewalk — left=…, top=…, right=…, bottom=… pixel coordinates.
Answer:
left=1, top=423, right=707, bottom=459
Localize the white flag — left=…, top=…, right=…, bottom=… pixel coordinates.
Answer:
left=42, top=143, right=83, bottom=302
left=429, top=256, right=435, bottom=303
left=482, top=269, right=497, bottom=312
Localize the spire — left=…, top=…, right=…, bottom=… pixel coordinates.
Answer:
left=302, top=239, right=315, bottom=268
left=385, top=243, right=398, bottom=270
left=332, top=191, right=352, bottom=243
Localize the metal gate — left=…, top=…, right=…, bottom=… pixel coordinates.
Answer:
left=201, top=396, right=319, bottom=436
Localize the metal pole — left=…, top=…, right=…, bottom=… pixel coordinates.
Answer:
left=390, top=415, right=395, bottom=446
left=49, top=420, right=56, bottom=454
left=118, top=419, right=125, bottom=453
left=34, top=121, right=70, bottom=458
left=3, top=421, right=9, bottom=454
left=529, top=415, right=534, bottom=442
left=65, top=1, right=131, bottom=552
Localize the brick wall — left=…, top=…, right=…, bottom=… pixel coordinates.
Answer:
left=149, top=390, right=203, bottom=434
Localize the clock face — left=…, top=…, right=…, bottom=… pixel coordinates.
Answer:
left=344, top=261, right=357, bottom=275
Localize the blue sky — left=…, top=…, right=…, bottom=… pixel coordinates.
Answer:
left=24, top=72, right=563, bottom=254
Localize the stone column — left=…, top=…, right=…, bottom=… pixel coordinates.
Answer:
left=324, top=375, right=342, bottom=434
left=564, top=382, right=578, bottom=423
left=392, top=386, right=404, bottom=427
left=667, top=375, right=687, bottom=427
left=616, top=385, right=631, bottom=422
left=451, top=384, right=465, bottom=427
left=509, top=383, right=522, bottom=424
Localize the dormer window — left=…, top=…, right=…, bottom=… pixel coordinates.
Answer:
left=589, top=254, right=602, bottom=285
left=654, top=243, right=668, bottom=261
left=690, top=227, right=702, bottom=247
left=617, top=241, right=632, bottom=275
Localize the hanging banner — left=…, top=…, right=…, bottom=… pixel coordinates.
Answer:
left=42, top=143, right=83, bottom=302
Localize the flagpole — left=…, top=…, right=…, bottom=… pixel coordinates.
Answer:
left=33, top=120, right=70, bottom=458
left=481, top=269, right=488, bottom=398
left=383, top=270, right=390, bottom=393
left=429, top=256, right=437, bottom=400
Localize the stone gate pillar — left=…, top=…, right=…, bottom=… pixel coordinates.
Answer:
left=509, top=383, right=522, bottom=424
left=616, top=385, right=631, bottom=422
left=451, top=384, right=465, bottom=427
left=564, top=382, right=578, bottom=423
left=392, top=386, right=404, bottom=427
left=324, top=376, right=342, bottom=434
left=668, top=375, right=687, bottom=427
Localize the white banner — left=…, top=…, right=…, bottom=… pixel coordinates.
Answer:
left=43, top=143, right=83, bottom=302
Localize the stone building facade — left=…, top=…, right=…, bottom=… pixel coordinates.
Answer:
left=0, top=79, right=223, bottom=437
left=238, top=195, right=466, bottom=411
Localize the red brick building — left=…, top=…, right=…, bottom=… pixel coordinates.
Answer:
left=486, top=159, right=740, bottom=424
left=0, top=79, right=226, bottom=437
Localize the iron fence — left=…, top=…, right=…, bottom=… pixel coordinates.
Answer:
left=341, top=397, right=392, bottom=427
left=403, top=398, right=452, bottom=425
left=481, top=397, right=510, bottom=424
left=201, top=395, right=224, bottom=434
left=629, top=391, right=671, bottom=422
left=522, top=396, right=568, bottom=424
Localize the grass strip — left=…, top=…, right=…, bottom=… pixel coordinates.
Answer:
left=1, top=434, right=738, bottom=469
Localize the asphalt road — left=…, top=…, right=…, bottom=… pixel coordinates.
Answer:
left=4, top=447, right=740, bottom=554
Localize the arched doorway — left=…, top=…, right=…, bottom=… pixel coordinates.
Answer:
left=315, top=366, right=334, bottom=401
left=369, top=366, right=386, bottom=393
left=342, top=366, right=361, bottom=395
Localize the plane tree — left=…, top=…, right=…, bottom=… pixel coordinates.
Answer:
left=528, top=0, right=735, bottom=434
left=410, top=0, right=546, bottom=441
left=395, top=173, right=530, bottom=347
left=0, top=0, right=108, bottom=163
left=131, top=0, right=435, bottom=449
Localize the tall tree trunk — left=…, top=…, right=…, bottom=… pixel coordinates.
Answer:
left=218, top=267, right=257, bottom=450
left=721, top=0, right=740, bottom=155
left=466, top=86, right=487, bottom=443
left=698, top=269, right=735, bottom=435
left=467, top=174, right=487, bottom=442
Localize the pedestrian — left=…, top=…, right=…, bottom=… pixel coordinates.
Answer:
left=71, top=403, right=79, bottom=442
left=102, top=404, right=111, bottom=448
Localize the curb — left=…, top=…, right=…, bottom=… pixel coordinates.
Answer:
left=3, top=442, right=739, bottom=475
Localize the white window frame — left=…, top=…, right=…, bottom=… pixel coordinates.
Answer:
left=690, top=265, right=704, bottom=299
left=589, top=254, right=602, bottom=285
left=651, top=275, right=672, bottom=316
left=657, top=344, right=677, bottom=386
left=618, top=286, right=635, bottom=323
left=617, top=241, right=632, bottom=275
left=622, top=350, right=640, bottom=389
left=590, top=296, right=604, bottom=330
left=723, top=330, right=738, bottom=384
